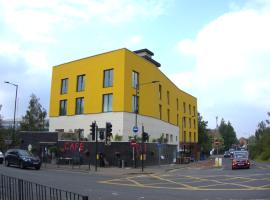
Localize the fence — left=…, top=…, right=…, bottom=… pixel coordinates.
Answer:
left=0, top=174, right=88, bottom=200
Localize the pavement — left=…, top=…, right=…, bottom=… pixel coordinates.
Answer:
left=41, top=158, right=215, bottom=176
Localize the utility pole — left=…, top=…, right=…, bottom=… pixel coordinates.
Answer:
left=141, top=125, right=144, bottom=172
left=95, top=123, right=98, bottom=172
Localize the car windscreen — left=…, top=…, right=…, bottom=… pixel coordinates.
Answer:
left=18, top=150, right=32, bottom=156
left=234, top=152, right=248, bottom=159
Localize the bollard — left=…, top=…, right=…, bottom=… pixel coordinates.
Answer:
left=121, top=160, right=125, bottom=168
left=218, top=158, right=222, bottom=167
left=215, top=157, right=218, bottom=167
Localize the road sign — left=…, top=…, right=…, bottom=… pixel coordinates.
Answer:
left=133, top=126, right=138, bottom=133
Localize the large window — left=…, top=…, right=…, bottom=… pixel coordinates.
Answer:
left=189, top=104, right=191, bottom=115
left=189, top=132, right=192, bottom=142
left=193, top=106, right=196, bottom=116
left=159, top=104, right=162, bottom=119
left=167, top=109, right=170, bottom=123
left=158, top=84, right=162, bottom=100
left=183, top=102, right=186, bottom=113
left=183, top=117, right=186, bottom=128
left=189, top=118, right=191, bottom=128
left=177, top=114, right=179, bottom=126
left=103, top=69, right=113, bottom=87
left=61, top=78, right=68, bottom=94
left=103, top=93, right=113, bottom=112
left=132, top=71, right=139, bottom=88
left=59, top=100, right=67, bottom=116
left=75, top=97, right=84, bottom=114
left=132, top=95, right=138, bottom=113
left=194, top=132, right=196, bottom=142
left=176, top=98, right=179, bottom=110
left=77, top=75, right=85, bottom=92
left=167, top=91, right=170, bottom=105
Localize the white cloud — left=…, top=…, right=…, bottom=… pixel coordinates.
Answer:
left=172, top=1, right=270, bottom=135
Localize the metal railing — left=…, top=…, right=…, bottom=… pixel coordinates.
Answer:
left=0, top=174, right=88, bottom=200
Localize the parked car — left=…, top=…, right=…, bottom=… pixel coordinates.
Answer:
left=232, top=151, right=250, bottom=170
left=223, top=151, right=230, bottom=158
left=5, top=149, right=41, bottom=170
left=0, top=151, right=4, bottom=164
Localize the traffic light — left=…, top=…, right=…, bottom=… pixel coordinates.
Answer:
left=142, top=132, right=149, bottom=142
left=90, top=122, right=96, bottom=141
left=105, top=122, right=112, bottom=137
left=105, top=122, right=112, bottom=145
left=99, top=130, right=104, bottom=140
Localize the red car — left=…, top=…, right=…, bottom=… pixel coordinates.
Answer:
left=232, top=151, right=250, bottom=169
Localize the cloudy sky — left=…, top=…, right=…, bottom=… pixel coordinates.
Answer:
left=0, top=0, right=269, bottom=138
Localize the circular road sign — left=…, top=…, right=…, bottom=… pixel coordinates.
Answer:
left=133, top=126, right=139, bottom=133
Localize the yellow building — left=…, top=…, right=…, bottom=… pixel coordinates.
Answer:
left=49, top=48, right=197, bottom=147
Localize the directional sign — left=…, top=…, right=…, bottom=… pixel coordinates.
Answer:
left=133, top=126, right=138, bottom=133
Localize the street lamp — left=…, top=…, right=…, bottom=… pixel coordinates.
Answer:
left=134, top=80, right=159, bottom=129
left=4, top=81, right=18, bottom=135
left=134, top=80, right=159, bottom=172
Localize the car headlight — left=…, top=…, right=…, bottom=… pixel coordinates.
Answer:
left=22, top=157, right=31, bottom=162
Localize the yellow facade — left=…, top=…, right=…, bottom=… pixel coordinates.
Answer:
left=50, top=48, right=198, bottom=143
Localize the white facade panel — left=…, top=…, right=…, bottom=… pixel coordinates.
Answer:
left=49, top=112, right=179, bottom=144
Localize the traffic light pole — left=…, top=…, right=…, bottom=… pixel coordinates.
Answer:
left=141, top=125, right=144, bottom=172
left=95, top=125, right=98, bottom=172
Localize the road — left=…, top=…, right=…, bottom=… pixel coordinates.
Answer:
left=1, top=158, right=270, bottom=200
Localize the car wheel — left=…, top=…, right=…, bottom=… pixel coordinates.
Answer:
left=20, top=162, right=24, bottom=169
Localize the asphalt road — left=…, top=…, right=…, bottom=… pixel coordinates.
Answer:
left=1, top=158, right=270, bottom=200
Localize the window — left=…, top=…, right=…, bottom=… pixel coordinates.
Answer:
left=166, top=134, right=169, bottom=143
left=132, top=71, right=139, bottom=88
left=183, top=102, right=186, bottom=113
left=177, top=114, right=179, bottom=126
left=189, top=104, right=191, bottom=115
left=77, top=75, right=85, bottom=92
left=103, top=69, right=113, bottom=87
left=193, top=106, right=196, bottom=116
left=159, top=104, right=162, bottom=119
left=59, top=100, right=67, bottom=116
left=75, top=97, right=84, bottom=114
left=61, top=78, right=68, bottom=94
left=189, top=118, right=191, bottom=128
left=176, top=98, right=179, bottom=110
left=170, top=134, right=173, bottom=143
left=158, top=84, right=162, bottom=100
left=167, top=91, right=170, bottom=104
left=167, top=109, right=170, bottom=122
left=103, top=93, right=113, bottom=112
left=194, top=119, right=196, bottom=128
left=176, top=136, right=178, bottom=142
left=194, top=132, right=196, bottom=142
left=132, top=95, right=138, bottom=113
left=184, top=131, right=186, bottom=143
left=189, top=132, right=192, bottom=142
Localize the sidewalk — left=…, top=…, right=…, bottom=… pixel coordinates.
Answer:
left=41, top=159, right=215, bottom=176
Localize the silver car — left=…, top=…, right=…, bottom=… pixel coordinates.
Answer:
left=0, top=151, right=4, bottom=164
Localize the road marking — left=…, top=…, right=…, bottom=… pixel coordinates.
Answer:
left=100, top=173, right=270, bottom=191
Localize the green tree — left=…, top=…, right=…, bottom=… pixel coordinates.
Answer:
left=20, top=94, right=48, bottom=131
left=198, top=113, right=211, bottom=155
left=219, top=119, right=238, bottom=150
left=250, top=112, right=270, bottom=160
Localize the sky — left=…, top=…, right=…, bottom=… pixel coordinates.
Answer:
left=0, top=0, right=269, bottom=138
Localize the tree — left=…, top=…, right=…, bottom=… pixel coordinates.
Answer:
left=198, top=113, right=211, bottom=155
left=219, top=119, right=238, bottom=150
left=20, top=94, right=48, bottom=131
left=249, top=112, right=270, bottom=160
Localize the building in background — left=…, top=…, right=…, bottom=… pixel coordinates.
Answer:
left=49, top=48, right=197, bottom=149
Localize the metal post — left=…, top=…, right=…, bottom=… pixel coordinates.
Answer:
left=78, top=129, right=81, bottom=169
left=95, top=123, right=98, bottom=172
left=135, top=83, right=139, bottom=128
left=4, top=81, right=18, bottom=137
left=141, top=125, right=144, bottom=172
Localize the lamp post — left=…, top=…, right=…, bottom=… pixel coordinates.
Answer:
left=4, top=81, right=18, bottom=135
left=134, top=80, right=159, bottom=171
left=134, top=80, right=159, bottom=130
